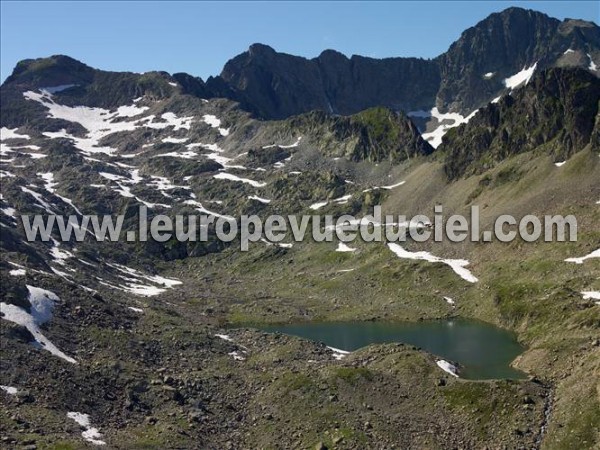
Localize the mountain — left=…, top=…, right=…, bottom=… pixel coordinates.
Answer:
left=209, top=7, right=599, bottom=121
left=210, top=44, right=440, bottom=119
left=436, top=8, right=600, bottom=112
left=442, top=67, right=600, bottom=179
left=1, top=6, right=599, bottom=450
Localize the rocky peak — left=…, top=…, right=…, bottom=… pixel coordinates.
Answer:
left=441, top=67, right=600, bottom=179
left=4, top=55, right=96, bottom=88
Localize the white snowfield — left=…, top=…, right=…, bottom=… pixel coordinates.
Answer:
left=215, top=333, right=233, bottom=342
left=162, top=136, right=189, bottom=144
left=213, top=172, right=266, bottom=188
left=263, top=136, right=302, bottom=149
left=443, top=296, right=456, bottom=306
left=554, top=161, right=566, bottom=167
left=504, top=62, right=538, bottom=90
left=21, top=186, right=55, bottom=213
left=309, top=193, right=354, bottom=210
left=413, top=107, right=479, bottom=149
left=0, top=285, right=77, bottom=364
left=106, top=263, right=182, bottom=297
left=1, top=127, right=31, bottom=140
left=380, top=181, right=406, bottom=190
left=228, top=351, right=246, bottom=361
left=248, top=195, right=271, bottom=204
left=155, top=149, right=197, bottom=159
left=202, top=114, right=230, bottom=136
left=327, top=346, right=350, bottom=360
left=67, top=412, right=106, bottom=446
left=37, top=172, right=84, bottom=215
left=214, top=334, right=249, bottom=360
left=97, top=170, right=173, bottom=209
left=588, top=54, right=598, bottom=72
left=49, top=237, right=74, bottom=266
left=564, top=248, right=600, bottom=264
left=24, top=89, right=193, bottom=156
left=189, top=142, right=247, bottom=169
left=387, top=243, right=478, bottom=283
left=148, top=176, right=191, bottom=197
left=309, top=201, right=328, bottom=210
left=581, top=291, right=600, bottom=301
left=260, top=238, right=293, bottom=248
left=0, top=385, right=18, bottom=395
left=436, top=359, right=459, bottom=377
left=336, top=242, right=357, bottom=252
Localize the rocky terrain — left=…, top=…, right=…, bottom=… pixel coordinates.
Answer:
left=210, top=8, right=600, bottom=121
left=1, top=6, right=599, bottom=450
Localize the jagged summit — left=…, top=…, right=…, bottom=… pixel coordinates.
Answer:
left=4, top=7, right=599, bottom=121
left=1, top=6, right=600, bottom=450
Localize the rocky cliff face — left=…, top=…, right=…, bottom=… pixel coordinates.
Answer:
left=436, top=8, right=600, bottom=113
left=7, top=8, right=597, bottom=126
left=210, top=8, right=599, bottom=119
left=441, top=67, right=600, bottom=179
left=282, top=107, right=433, bottom=163
left=211, top=44, right=440, bottom=119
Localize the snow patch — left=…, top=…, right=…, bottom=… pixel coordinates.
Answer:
left=381, top=181, right=405, bottom=190
left=443, top=296, right=455, bottom=306
left=162, top=136, right=189, bottom=144
left=564, top=248, right=600, bottom=264
left=228, top=351, right=246, bottom=361
left=248, top=195, right=271, bottom=204
left=336, top=242, right=356, bottom=252
left=309, top=201, right=328, bottom=210
left=107, top=264, right=182, bottom=297
left=67, top=412, right=106, bottom=446
left=588, top=54, right=598, bottom=72
left=554, top=161, right=566, bottom=167
left=215, top=334, right=233, bottom=342
left=263, top=136, right=302, bottom=149
left=1, top=127, right=30, bottom=140
left=213, top=172, right=266, bottom=188
left=0, top=286, right=77, bottom=363
left=581, top=291, right=600, bottom=300
left=504, top=62, right=537, bottom=90
left=309, top=194, right=353, bottom=210
left=421, top=107, right=479, bottom=149
left=24, top=90, right=191, bottom=155
left=202, top=114, right=230, bottom=136
left=0, top=385, right=18, bottom=395
left=327, top=346, right=350, bottom=360
left=436, top=359, right=459, bottom=377
left=387, top=243, right=478, bottom=283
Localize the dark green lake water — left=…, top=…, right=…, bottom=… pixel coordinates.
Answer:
left=259, top=320, right=526, bottom=380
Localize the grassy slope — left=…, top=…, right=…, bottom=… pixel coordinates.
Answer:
left=164, top=147, right=599, bottom=449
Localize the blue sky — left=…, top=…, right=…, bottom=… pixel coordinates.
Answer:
left=1, top=1, right=598, bottom=83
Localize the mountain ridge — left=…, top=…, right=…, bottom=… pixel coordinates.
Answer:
left=1, top=6, right=599, bottom=449
left=3, top=7, right=599, bottom=122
